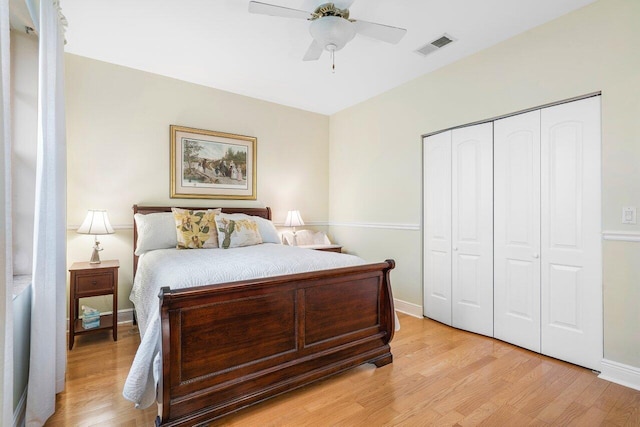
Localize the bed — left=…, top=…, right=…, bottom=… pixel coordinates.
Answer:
left=124, top=205, right=396, bottom=426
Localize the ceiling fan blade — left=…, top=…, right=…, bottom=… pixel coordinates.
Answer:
left=353, top=20, right=407, bottom=44
left=303, top=40, right=323, bottom=61
left=332, top=0, right=355, bottom=9
left=248, top=1, right=311, bottom=20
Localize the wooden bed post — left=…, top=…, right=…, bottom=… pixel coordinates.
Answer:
left=384, top=259, right=396, bottom=342
left=159, top=286, right=171, bottom=424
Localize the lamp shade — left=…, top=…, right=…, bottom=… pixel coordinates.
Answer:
left=77, top=210, right=115, bottom=235
left=284, top=210, right=305, bottom=228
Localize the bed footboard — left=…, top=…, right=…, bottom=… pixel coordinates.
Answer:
left=157, top=260, right=395, bottom=426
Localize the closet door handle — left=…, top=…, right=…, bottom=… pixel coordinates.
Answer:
left=453, top=247, right=458, bottom=251
left=532, top=253, right=539, bottom=259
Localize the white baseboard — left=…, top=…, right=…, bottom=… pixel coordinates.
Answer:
left=599, top=359, right=640, bottom=391
left=104, top=308, right=135, bottom=324
left=394, top=299, right=423, bottom=318
left=13, top=388, right=26, bottom=427
left=116, top=308, right=135, bottom=324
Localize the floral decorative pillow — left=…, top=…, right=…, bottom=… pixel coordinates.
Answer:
left=209, top=212, right=281, bottom=244
left=215, top=213, right=263, bottom=249
left=172, top=208, right=222, bottom=249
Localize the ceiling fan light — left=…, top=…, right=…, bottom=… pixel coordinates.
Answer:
left=309, top=16, right=355, bottom=51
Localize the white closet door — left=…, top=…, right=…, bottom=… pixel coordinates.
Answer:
left=423, top=131, right=452, bottom=325
left=494, top=110, right=541, bottom=352
left=541, top=96, right=602, bottom=370
left=451, top=123, right=494, bottom=337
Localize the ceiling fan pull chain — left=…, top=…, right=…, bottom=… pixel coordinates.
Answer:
left=332, top=49, right=335, bottom=73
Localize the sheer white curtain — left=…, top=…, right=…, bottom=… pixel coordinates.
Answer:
left=25, top=0, right=68, bottom=425
left=1, top=0, right=15, bottom=425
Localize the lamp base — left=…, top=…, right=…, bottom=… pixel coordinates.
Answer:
left=89, top=248, right=101, bottom=264
left=89, top=237, right=103, bottom=264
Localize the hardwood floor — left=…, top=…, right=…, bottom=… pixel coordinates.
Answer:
left=44, top=324, right=156, bottom=427
left=45, top=314, right=640, bottom=426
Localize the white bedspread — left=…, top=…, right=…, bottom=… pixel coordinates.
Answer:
left=123, top=243, right=369, bottom=408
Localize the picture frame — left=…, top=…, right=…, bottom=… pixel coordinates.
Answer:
left=170, top=125, right=257, bottom=200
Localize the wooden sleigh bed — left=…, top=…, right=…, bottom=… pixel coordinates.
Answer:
left=131, top=205, right=396, bottom=426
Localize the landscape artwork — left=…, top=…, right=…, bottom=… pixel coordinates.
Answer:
left=182, top=138, right=247, bottom=188
left=170, top=125, right=257, bottom=200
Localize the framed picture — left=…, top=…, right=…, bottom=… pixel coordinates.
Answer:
left=170, top=125, right=257, bottom=200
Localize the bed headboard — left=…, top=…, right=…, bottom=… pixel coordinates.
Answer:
left=132, top=205, right=272, bottom=276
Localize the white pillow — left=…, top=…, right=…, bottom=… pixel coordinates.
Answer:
left=281, top=230, right=331, bottom=246
left=213, top=213, right=281, bottom=244
left=254, top=216, right=281, bottom=244
left=134, top=212, right=178, bottom=255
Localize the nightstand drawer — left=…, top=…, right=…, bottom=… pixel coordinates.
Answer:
left=76, top=273, right=113, bottom=295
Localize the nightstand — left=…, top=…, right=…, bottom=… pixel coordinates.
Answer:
left=68, top=260, right=119, bottom=350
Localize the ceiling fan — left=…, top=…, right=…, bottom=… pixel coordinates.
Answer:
left=248, top=0, right=407, bottom=68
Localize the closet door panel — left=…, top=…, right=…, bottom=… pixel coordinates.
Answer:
left=423, top=131, right=452, bottom=324
left=451, top=123, right=493, bottom=337
left=541, top=96, right=602, bottom=370
left=494, top=111, right=541, bottom=352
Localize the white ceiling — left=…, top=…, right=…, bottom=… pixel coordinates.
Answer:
left=58, top=0, right=596, bottom=115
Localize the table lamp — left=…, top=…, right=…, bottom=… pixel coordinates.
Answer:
left=77, top=209, right=115, bottom=264
left=284, top=210, right=304, bottom=245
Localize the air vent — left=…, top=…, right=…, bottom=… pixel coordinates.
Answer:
left=415, top=33, right=456, bottom=57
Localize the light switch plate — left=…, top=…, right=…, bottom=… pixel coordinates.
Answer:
left=622, top=207, right=637, bottom=224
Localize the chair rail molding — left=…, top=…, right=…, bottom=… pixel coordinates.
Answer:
left=330, top=221, right=420, bottom=231
left=68, top=221, right=422, bottom=231
left=602, top=231, right=640, bottom=242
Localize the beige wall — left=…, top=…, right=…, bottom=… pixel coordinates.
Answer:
left=329, top=0, right=640, bottom=367
left=65, top=54, right=330, bottom=313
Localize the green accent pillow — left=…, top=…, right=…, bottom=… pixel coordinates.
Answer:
left=215, top=213, right=263, bottom=249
